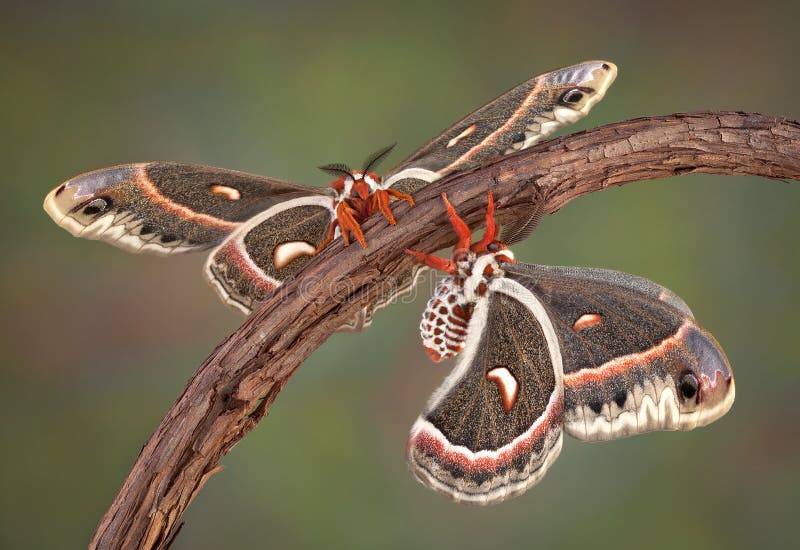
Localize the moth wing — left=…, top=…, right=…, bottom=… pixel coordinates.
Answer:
left=407, top=277, right=563, bottom=505
left=44, top=162, right=326, bottom=255
left=205, top=196, right=334, bottom=314
left=382, top=60, right=617, bottom=193
left=503, top=263, right=735, bottom=441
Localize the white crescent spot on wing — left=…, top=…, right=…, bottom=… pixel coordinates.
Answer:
left=273, top=241, right=316, bottom=269
left=210, top=184, right=241, bottom=200
left=204, top=195, right=335, bottom=309
left=573, top=313, right=602, bottom=331
left=446, top=124, right=477, bottom=148
left=486, top=367, right=519, bottom=413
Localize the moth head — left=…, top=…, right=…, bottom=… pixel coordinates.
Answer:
left=547, top=61, right=617, bottom=123
left=43, top=165, right=130, bottom=235
left=349, top=170, right=381, bottom=199
left=672, top=325, right=736, bottom=428
left=320, top=166, right=381, bottom=200
left=405, top=191, right=515, bottom=278
left=320, top=144, right=395, bottom=200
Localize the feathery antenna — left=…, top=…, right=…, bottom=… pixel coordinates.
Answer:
left=361, top=143, right=397, bottom=174
left=318, top=163, right=353, bottom=179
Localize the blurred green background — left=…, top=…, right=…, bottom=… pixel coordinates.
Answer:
left=1, top=1, right=798, bottom=549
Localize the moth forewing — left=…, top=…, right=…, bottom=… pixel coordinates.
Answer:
left=384, top=60, right=617, bottom=185
left=43, top=162, right=323, bottom=256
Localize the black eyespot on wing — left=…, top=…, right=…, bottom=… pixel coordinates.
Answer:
left=140, top=224, right=157, bottom=236
left=679, top=372, right=699, bottom=399
left=613, top=390, right=627, bottom=408
left=560, top=89, right=584, bottom=104
left=81, top=197, right=110, bottom=216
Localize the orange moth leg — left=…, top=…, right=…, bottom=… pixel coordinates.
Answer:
left=314, top=218, right=339, bottom=255
left=473, top=191, right=497, bottom=252
left=441, top=193, right=472, bottom=250
left=372, top=189, right=397, bottom=225
left=385, top=188, right=415, bottom=206
left=405, top=249, right=457, bottom=273
left=336, top=202, right=367, bottom=248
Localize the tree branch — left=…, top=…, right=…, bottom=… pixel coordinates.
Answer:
left=90, top=111, right=800, bottom=549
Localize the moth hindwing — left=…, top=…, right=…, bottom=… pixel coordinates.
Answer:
left=405, top=193, right=734, bottom=505
left=44, top=61, right=617, bottom=329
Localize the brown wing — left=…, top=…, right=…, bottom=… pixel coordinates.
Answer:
left=383, top=61, right=617, bottom=193
left=44, top=162, right=325, bottom=255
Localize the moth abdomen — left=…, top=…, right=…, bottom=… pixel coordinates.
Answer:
left=419, top=278, right=472, bottom=362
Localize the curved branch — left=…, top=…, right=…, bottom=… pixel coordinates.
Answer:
left=90, top=111, right=800, bottom=549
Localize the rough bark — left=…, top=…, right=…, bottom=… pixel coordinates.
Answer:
left=90, top=112, right=800, bottom=549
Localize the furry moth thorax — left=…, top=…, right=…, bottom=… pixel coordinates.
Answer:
left=407, top=192, right=513, bottom=361
left=316, top=144, right=415, bottom=250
